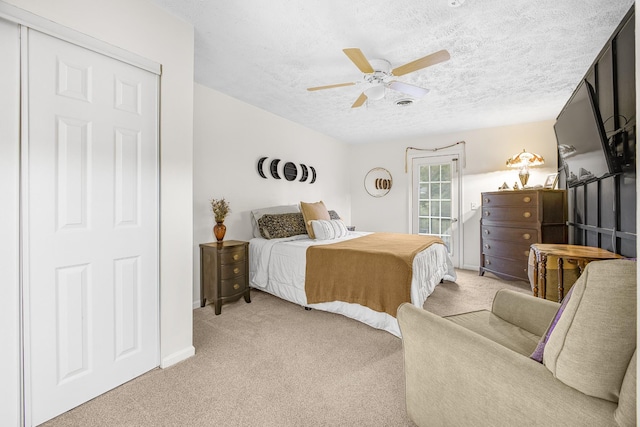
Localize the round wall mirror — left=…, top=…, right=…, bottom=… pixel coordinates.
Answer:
left=364, top=167, right=393, bottom=197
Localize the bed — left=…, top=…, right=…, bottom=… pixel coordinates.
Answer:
left=249, top=205, right=456, bottom=336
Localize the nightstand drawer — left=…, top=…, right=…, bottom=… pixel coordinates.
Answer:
left=221, top=262, right=245, bottom=280
left=220, top=248, right=245, bottom=264
left=481, top=225, right=538, bottom=243
left=482, top=206, right=538, bottom=223
left=221, top=275, right=247, bottom=296
left=482, top=238, right=531, bottom=261
left=482, top=192, right=538, bottom=207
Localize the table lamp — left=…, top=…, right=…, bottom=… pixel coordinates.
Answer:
left=506, top=149, right=545, bottom=188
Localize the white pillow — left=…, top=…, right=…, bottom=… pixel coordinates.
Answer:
left=251, top=204, right=300, bottom=238
left=310, top=219, right=349, bottom=240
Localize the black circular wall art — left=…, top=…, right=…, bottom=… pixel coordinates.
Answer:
left=256, top=157, right=317, bottom=184
left=283, top=162, right=297, bottom=181
left=257, top=157, right=267, bottom=178
left=269, top=159, right=281, bottom=179
left=310, top=166, right=317, bottom=184
left=299, top=164, right=309, bottom=182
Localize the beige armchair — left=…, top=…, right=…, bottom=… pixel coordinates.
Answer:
left=398, top=259, right=636, bottom=427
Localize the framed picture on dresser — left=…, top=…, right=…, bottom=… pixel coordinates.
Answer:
left=544, top=173, right=559, bottom=189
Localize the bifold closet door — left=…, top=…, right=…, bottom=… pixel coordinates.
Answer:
left=25, top=29, right=159, bottom=425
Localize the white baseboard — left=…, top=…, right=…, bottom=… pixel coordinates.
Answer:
left=462, top=264, right=480, bottom=271
left=160, top=345, right=195, bottom=369
left=192, top=300, right=201, bottom=309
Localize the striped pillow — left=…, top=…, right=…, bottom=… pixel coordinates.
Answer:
left=310, top=219, right=349, bottom=240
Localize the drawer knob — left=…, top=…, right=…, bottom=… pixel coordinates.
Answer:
left=484, top=198, right=490, bottom=204
left=524, top=250, right=530, bottom=257
left=233, top=267, right=240, bottom=274
left=233, top=254, right=239, bottom=260
left=233, top=283, right=240, bottom=290
left=523, top=196, right=531, bottom=203
left=523, top=212, right=531, bottom=218
left=484, top=229, right=490, bottom=235
left=485, top=259, right=491, bottom=265
left=522, top=233, right=531, bottom=240
left=484, top=211, right=490, bottom=216
left=484, top=244, right=490, bottom=249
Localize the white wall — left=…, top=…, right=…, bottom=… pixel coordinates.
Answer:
left=193, top=84, right=350, bottom=306
left=0, top=2, right=195, bottom=424
left=348, top=120, right=559, bottom=270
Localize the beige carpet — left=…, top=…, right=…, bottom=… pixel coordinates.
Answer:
left=43, top=269, right=530, bottom=427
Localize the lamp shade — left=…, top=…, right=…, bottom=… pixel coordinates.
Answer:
left=506, top=149, right=545, bottom=168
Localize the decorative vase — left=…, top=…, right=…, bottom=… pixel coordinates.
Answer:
left=213, top=221, right=226, bottom=242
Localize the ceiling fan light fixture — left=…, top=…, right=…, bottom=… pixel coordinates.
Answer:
left=364, top=85, right=385, bottom=101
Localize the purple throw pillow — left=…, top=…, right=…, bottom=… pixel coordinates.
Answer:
left=530, top=285, right=576, bottom=363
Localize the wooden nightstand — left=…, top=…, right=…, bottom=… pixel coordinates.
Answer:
left=199, top=240, right=250, bottom=314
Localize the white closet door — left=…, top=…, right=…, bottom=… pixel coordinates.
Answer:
left=25, top=29, right=159, bottom=425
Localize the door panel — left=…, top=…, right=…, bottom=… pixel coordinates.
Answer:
left=25, top=29, right=159, bottom=425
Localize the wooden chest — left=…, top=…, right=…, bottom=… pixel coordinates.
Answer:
left=479, top=189, right=567, bottom=282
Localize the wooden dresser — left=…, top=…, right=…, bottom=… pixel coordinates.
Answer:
left=479, top=189, right=567, bottom=282
left=199, top=240, right=250, bottom=314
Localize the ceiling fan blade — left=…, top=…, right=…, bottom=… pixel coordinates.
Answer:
left=391, top=49, right=451, bottom=76
left=387, top=81, right=430, bottom=98
left=351, top=92, right=368, bottom=108
left=307, top=82, right=356, bottom=91
left=343, top=48, right=374, bottom=73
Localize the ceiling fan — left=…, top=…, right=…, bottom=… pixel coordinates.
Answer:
left=307, top=48, right=450, bottom=108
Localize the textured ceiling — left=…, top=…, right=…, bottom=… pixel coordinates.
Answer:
left=150, top=0, right=634, bottom=144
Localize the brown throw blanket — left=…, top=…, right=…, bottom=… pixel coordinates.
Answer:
left=305, top=233, right=444, bottom=316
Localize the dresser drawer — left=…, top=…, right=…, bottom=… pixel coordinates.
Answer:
left=481, top=225, right=538, bottom=243
left=221, top=261, right=246, bottom=280
left=482, top=256, right=528, bottom=280
left=482, top=238, right=532, bottom=261
left=220, top=247, right=245, bottom=264
left=221, top=275, right=247, bottom=296
left=482, top=192, right=538, bottom=207
left=482, top=206, right=538, bottom=223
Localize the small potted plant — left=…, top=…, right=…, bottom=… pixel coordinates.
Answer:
left=210, top=198, right=231, bottom=242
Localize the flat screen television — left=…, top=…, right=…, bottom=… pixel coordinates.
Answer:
left=554, top=79, right=619, bottom=187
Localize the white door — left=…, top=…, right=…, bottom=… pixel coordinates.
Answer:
left=24, top=29, right=159, bottom=425
left=412, top=154, right=461, bottom=267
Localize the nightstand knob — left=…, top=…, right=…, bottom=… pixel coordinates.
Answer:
left=233, top=267, right=240, bottom=274
left=484, top=229, right=490, bottom=235
left=523, top=212, right=531, bottom=218
left=484, top=211, right=490, bottom=216
left=485, top=259, right=491, bottom=265
left=523, top=196, right=531, bottom=203
left=233, top=254, right=239, bottom=260
left=233, top=283, right=240, bottom=290
left=484, top=198, right=490, bottom=203
left=524, top=250, right=530, bottom=257
left=484, top=244, right=490, bottom=249
left=522, top=233, right=531, bottom=240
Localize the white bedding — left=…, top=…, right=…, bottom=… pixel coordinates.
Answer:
left=249, top=231, right=456, bottom=336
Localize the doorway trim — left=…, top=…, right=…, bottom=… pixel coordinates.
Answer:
left=407, top=144, right=465, bottom=268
